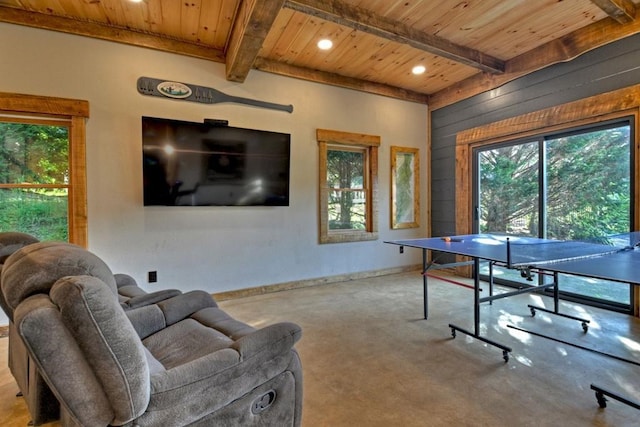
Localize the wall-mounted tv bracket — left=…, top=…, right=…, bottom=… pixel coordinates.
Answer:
left=137, top=77, right=293, bottom=113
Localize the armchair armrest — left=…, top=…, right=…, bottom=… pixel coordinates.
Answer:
left=126, top=291, right=218, bottom=338
left=156, top=290, right=217, bottom=325
left=122, top=289, right=182, bottom=309
left=114, top=273, right=137, bottom=290
left=232, top=322, right=302, bottom=361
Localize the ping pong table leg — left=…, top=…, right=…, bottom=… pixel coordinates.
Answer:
left=448, top=257, right=512, bottom=362
left=553, top=271, right=560, bottom=312
left=422, top=249, right=428, bottom=319
left=528, top=271, right=590, bottom=332
left=488, top=261, right=494, bottom=304
left=474, top=257, right=480, bottom=334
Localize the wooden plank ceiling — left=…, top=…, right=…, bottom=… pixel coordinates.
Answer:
left=1, top=0, right=640, bottom=109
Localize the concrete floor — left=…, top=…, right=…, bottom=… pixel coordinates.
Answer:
left=2, top=271, right=640, bottom=426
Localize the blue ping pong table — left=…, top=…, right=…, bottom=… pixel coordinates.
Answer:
left=385, top=232, right=640, bottom=409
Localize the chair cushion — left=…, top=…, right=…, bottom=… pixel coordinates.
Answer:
left=191, top=306, right=257, bottom=339
left=143, top=319, right=235, bottom=369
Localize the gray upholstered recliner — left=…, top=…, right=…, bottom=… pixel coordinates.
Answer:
left=3, top=241, right=303, bottom=426
left=0, top=233, right=184, bottom=425
left=0, top=232, right=60, bottom=425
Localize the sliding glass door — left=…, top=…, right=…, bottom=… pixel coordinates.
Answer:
left=474, top=120, right=633, bottom=310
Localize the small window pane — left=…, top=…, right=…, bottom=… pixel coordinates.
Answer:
left=546, top=125, right=630, bottom=240
left=0, top=123, right=69, bottom=184
left=478, top=141, right=539, bottom=236
left=327, top=149, right=364, bottom=189
left=327, top=148, right=366, bottom=231
left=0, top=187, right=68, bottom=241
left=328, top=190, right=366, bottom=230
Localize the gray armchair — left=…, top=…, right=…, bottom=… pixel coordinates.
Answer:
left=0, top=232, right=59, bottom=425
left=3, top=241, right=303, bottom=426
left=1, top=234, right=193, bottom=425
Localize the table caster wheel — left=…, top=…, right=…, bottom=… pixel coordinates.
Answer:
left=594, top=391, right=607, bottom=408
left=502, top=351, right=509, bottom=363
left=529, top=307, right=536, bottom=317
left=450, top=328, right=456, bottom=338
left=582, top=322, right=589, bottom=333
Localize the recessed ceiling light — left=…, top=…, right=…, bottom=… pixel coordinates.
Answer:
left=412, top=65, right=426, bottom=75
left=317, top=39, right=333, bottom=50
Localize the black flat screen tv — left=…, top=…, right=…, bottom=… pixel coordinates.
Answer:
left=142, top=116, right=290, bottom=206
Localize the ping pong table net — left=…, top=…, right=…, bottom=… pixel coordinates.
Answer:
left=504, top=232, right=640, bottom=267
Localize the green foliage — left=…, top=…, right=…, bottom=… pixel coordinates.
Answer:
left=0, top=189, right=68, bottom=241
left=546, top=126, right=629, bottom=239
left=480, top=142, right=539, bottom=234
left=0, top=122, right=69, bottom=184
left=479, top=125, right=630, bottom=240
left=327, top=149, right=365, bottom=230
left=0, top=122, right=69, bottom=240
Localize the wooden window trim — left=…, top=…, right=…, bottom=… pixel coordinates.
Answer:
left=0, top=92, right=89, bottom=247
left=317, top=128, right=380, bottom=244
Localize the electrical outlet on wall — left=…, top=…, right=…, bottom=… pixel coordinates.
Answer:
left=148, top=271, right=157, bottom=283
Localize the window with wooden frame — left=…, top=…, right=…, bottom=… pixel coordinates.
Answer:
left=317, top=129, right=379, bottom=244
left=0, top=93, right=89, bottom=247
left=454, top=84, right=640, bottom=315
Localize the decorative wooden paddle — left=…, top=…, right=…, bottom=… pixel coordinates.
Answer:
left=137, top=77, right=293, bottom=113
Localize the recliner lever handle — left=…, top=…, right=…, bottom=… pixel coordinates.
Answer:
left=251, top=390, right=277, bottom=414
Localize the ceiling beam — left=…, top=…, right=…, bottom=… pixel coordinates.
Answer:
left=253, top=57, right=429, bottom=104
left=0, top=6, right=225, bottom=63
left=590, top=0, right=636, bottom=24
left=428, top=14, right=640, bottom=110
left=283, top=0, right=505, bottom=74
left=226, top=0, right=286, bottom=82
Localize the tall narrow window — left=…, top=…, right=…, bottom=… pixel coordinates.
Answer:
left=0, top=93, right=89, bottom=246
left=317, top=129, right=379, bottom=243
left=327, top=146, right=366, bottom=230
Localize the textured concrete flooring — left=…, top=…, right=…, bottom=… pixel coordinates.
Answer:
left=2, top=271, right=640, bottom=426
left=221, top=271, right=640, bottom=427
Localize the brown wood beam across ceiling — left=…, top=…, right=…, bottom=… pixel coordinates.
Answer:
left=253, top=57, right=429, bottom=104
left=283, top=0, right=505, bottom=74
left=0, top=6, right=225, bottom=63
left=590, top=0, right=636, bottom=24
left=225, top=0, right=286, bottom=82
left=428, top=14, right=640, bottom=110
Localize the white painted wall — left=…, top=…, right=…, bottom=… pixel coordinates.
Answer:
left=1, top=22, right=427, bottom=323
